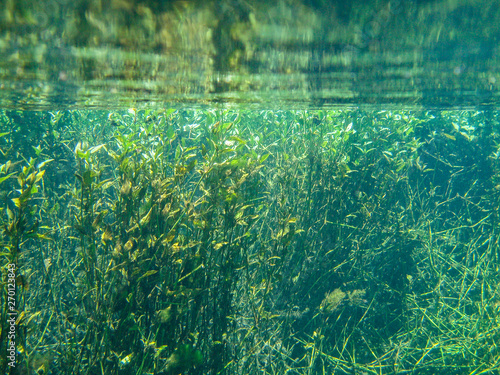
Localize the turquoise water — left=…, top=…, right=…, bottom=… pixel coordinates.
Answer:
left=2, top=1, right=500, bottom=374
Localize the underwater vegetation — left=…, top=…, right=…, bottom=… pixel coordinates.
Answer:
left=1, top=108, right=500, bottom=374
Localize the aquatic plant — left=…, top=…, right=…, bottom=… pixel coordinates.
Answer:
left=2, top=108, right=500, bottom=374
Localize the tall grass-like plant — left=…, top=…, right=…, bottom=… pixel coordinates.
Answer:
left=3, top=108, right=500, bottom=374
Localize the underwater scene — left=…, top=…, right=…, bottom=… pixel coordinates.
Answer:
left=2, top=1, right=500, bottom=375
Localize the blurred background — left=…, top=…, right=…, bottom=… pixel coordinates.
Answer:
left=0, top=0, right=499, bottom=109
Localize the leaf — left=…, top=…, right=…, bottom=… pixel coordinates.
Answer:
left=443, top=133, right=456, bottom=141
left=137, top=270, right=158, bottom=282
left=186, top=159, right=197, bottom=173
left=140, top=207, right=154, bottom=226
left=229, top=136, right=247, bottom=144
left=222, top=122, right=234, bottom=132
left=235, top=210, right=244, bottom=221
left=98, top=179, right=116, bottom=190
left=166, top=126, right=175, bottom=140
left=165, top=108, right=176, bottom=117
left=459, top=131, right=470, bottom=141
left=36, top=159, right=54, bottom=169
left=15, top=311, right=26, bottom=325
left=6, top=207, right=14, bottom=220
left=35, top=170, right=45, bottom=183
left=0, top=172, right=15, bottom=185
left=12, top=197, right=20, bottom=208
left=76, top=149, right=89, bottom=160
left=259, top=154, right=270, bottom=163
left=89, top=144, right=106, bottom=154
left=32, top=145, right=42, bottom=156
left=267, top=256, right=281, bottom=261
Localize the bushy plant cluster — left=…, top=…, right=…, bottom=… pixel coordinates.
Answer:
left=1, top=108, right=500, bottom=374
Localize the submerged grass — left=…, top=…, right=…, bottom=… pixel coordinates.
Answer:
left=0, top=108, right=500, bottom=374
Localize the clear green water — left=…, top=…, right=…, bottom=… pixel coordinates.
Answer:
left=2, top=1, right=500, bottom=375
